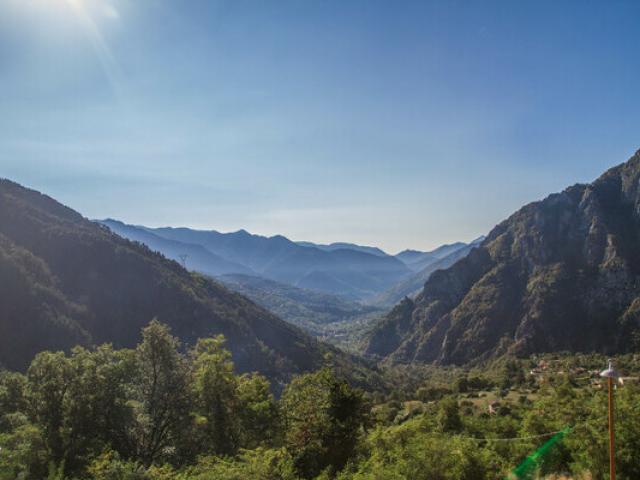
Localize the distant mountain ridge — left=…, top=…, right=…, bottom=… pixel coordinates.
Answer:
left=370, top=237, right=485, bottom=307
left=395, top=238, right=484, bottom=272
left=101, top=219, right=254, bottom=277
left=100, top=222, right=412, bottom=300
left=365, top=150, right=640, bottom=365
left=296, top=241, right=388, bottom=257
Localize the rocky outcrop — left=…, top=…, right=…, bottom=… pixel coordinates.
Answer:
left=365, top=150, right=640, bottom=364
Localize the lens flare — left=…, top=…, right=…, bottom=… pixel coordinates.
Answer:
left=506, top=427, right=571, bottom=480
left=64, top=0, right=122, bottom=98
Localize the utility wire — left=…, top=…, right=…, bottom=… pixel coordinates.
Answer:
left=458, top=430, right=568, bottom=443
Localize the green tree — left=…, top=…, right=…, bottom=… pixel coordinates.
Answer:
left=0, top=371, right=27, bottom=431
left=131, top=321, right=192, bottom=466
left=191, top=335, right=240, bottom=456
left=237, top=373, right=279, bottom=449
left=182, top=448, right=298, bottom=480
left=25, top=351, right=72, bottom=466
left=62, top=345, right=136, bottom=472
left=568, top=383, right=640, bottom=480
left=436, top=397, right=463, bottom=433
left=338, top=420, right=488, bottom=480
left=281, top=368, right=366, bottom=479
left=86, top=450, right=149, bottom=480
left=501, top=360, right=525, bottom=390
left=0, top=413, right=48, bottom=480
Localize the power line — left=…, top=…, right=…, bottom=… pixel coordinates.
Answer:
left=458, top=430, right=568, bottom=443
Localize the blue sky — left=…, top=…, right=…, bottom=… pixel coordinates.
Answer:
left=1, top=0, right=639, bottom=252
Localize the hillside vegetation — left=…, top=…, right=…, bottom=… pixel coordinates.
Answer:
left=366, top=150, right=640, bottom=364
left=0, top=179, right=373, bottom=385
left=2, top=329, right=639, bottom=480
left=218, top=274, right=385, bottom=345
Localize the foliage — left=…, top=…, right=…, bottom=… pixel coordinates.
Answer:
left=281, top=368, right=367, bottom=478
left=0, top=178, right=346, bottom=384
left=337, top=423, right=489, bottom=480
left=1, top=328, right=640, bottom=479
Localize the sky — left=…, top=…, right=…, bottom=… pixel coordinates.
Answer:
left=1, top=0, right=640, bottom=253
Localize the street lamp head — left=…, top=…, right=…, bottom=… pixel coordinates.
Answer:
left=600, top=359, right=620, bottom=379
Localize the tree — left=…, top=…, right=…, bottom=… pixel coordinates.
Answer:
left=190, top=335, right=240, bottom=456
left=182, top=448, right=297, bottom=480
left=131, top=320, right=192, bottom=466
left=62, top=345, right=136, bottom=472
left=436, top=397, right=463, bottom=433
left=25, top=351, right=72, bottom=466
left=281, top=369, right=366, bottom=479
left=0, top=414, right=48, bottom=480
left=337, top=425, right=488, bottom=480
left=501, top=360, right=525, bottom=390
left=0, top=371, right=27, bottom=431
left=237, top=373, right=279, bottom=449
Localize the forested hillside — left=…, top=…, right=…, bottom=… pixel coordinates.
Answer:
left=366, top=150, right=640, bottom=364
left=0, top=179, right=365, bottom=383
left=218, top=274, right=385, bottom=349
left=2, top=328, right=639, bottom=479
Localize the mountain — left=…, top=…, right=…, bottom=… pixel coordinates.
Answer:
left=395, top=241, right=475, bottom=272
left=369, top=238, right=483, bottom=307
left=394, top=249, right=438, bottom=268
left=105, top=224, right=412, bottom=300
left=296, top=241, right=388, bottom=257
left=144, top=227, right=298, bottom=274
left=0, top=179, right=355, bottom=383
left=217, top=273, right=385, bottom=340
left=101, top=219, right=254, bottom=277
left=365, top=150, right=640, bottom=365
left=261, top=246, right=411, bottom=299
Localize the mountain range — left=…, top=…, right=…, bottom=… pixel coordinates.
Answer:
left=296, top=241, right=388, bottom=257
left=368, top=237, right=485, bottom=307
left=0, top=179, right=374, bottom=385
left=3, top=150, right=640, bottom=376
left=395, top=242, right=472, bottom=272
left=100, top=220, right=482, bottom=307
left=101, top=221, right=413, bottom=301
left=365, top=150, right=640, bottom=365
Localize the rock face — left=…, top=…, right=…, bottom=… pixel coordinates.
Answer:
left=365, top=150, right=640, bottom=364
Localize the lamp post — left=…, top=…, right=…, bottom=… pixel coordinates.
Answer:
left=600, top=359, right=620, bottom=480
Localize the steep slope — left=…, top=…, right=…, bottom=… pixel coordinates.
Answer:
left=365, top=150, right=640, bottom=365
left=100, top=219, right=253, bottom=277
left=0, top=179, right=340, bottom=381
left=0, top=234, right=91, bottom=368
left=218, top=273, right=384, bottom=338
left=369, top=240, right=481, bottom=307
left=121, top=225, right=412, bottom=300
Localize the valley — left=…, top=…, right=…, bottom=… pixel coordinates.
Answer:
left=3, top=1, right=639, bottom=477
left=98, top=219, right=482, bottom=346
